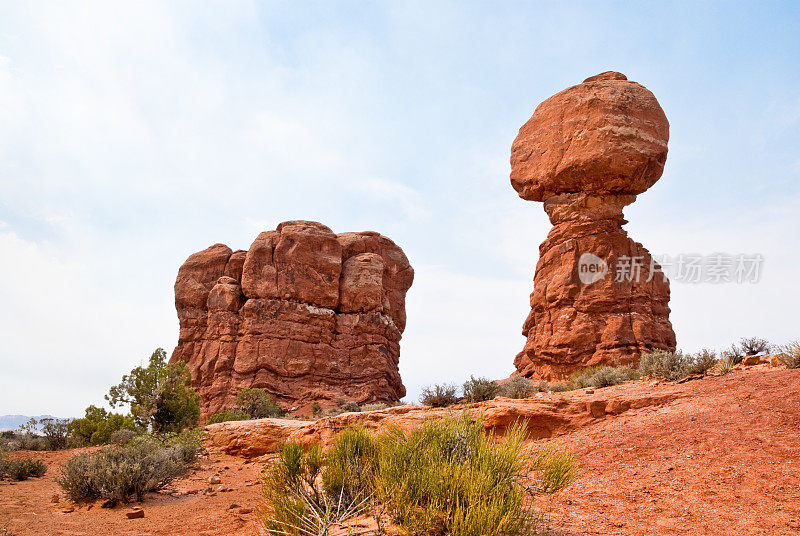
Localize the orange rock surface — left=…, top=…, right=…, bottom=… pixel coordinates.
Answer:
left=511, top=72, right=676, bottom=380
left=170, top=221, right=414, bottom=417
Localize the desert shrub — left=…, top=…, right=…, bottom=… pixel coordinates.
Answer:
left=419, top=383, right=460, bottom=407
left=548, top=383, right=570, bottom=392
left=338, top=400, right=361, bottom=413
left=688, top=349, right=718, bottom=375
left=235, top=388, right=283, bottom=418
left=207, top=409, right=251, bottom=424
left=310, top=402, right=323, bottom=417
left=57, top=432, right=200, bottom=503
left=0, top=455, right=47, bottom=481
left=106, top=348, right=200, bottom=434
left=739, top=337, right=771, bottom=356
left=68, top=406, right=138, bottom=447
left=260, top=413, right=576, bottom=536
left=501, top=376, right=536, bottom=398
left=462, top=375, right=500, bottom=403
left=777, top=341, right=800, bottom=369
left=637, top=350, right=693, bottom=381
left=109, top=429, right=136, bottom=446
left=570, top=365, right=639, bottom=389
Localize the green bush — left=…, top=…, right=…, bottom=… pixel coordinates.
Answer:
left=310, top=402, right=322, bottom=417
left=235, top=388, right=283, bottom=418
left=462, top=375, right=500, bottom=403
left=0, top=454, right=47, bottom=481
left=260, top=413, right=577, bottom=536
left=419, top=384, right=460, bottom=407
left=336, top=399, right=361, bottom=413
left=207, top=409, right=252, bottom=424
left=106, top=348, right=200, bottom=434
left=57, top=432, right=201, bottom=504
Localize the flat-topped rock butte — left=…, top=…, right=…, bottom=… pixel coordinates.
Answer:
left=511, top=71, right=677, bottom=381
left=170, top=220, right=413, bottom=417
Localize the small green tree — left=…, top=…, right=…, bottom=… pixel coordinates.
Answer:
left=234, top=388, right=282, bottom=418
left=69, top=406, right=138, bottom=446
left=106, top=348, right=200, bottom=434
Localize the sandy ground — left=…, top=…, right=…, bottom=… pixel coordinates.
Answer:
left=2, top=367, right=799, bottom=536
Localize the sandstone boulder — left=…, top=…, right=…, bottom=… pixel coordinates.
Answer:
left=511, top=72, right=676, bottom=380
left=171, top=222, right=413, bottom=417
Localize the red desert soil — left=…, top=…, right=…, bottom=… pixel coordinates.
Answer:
left=2, top=367, right=798, bottom=536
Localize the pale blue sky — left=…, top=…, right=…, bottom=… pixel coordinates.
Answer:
left=1, top=1, right=798, bottom=415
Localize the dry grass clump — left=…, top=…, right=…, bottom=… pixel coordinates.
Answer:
left=777, top=341, right=800, bottom=369
left=260, top=412, right=576, bottom=536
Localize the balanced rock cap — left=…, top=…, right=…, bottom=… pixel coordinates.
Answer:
left=510, top=71, right=669, bottom=202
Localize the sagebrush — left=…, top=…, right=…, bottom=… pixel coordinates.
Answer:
left=57, top=430, right=201, bottom=503
left=419, top=383, right=460, bottom=407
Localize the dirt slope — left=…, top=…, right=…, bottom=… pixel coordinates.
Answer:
left=1, top=368, right=798, bottom=536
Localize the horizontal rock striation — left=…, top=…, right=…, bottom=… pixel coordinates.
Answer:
left=171, top=221, right=413, bottom=417
left=511, top=72, right=676, bottom=380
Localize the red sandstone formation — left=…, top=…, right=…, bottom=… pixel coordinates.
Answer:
left=171, top=221, right=413, bottom=417
left=511, top=71, right=676, bottom=381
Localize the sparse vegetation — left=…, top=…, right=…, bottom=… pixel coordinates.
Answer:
left=419, top=383, right=460, bottom=407
left=106, top=348, right=201, bottom=434
left=206, top=409, right=252, bottom=424
left=777, top=341, right=800, bottom=369
left=462, top=375, right=500, bottom=403
left=637, top=350, right=692, bottom=381
left=570, top=365, right=640, bottom=389
left=718, top=356, right=735, bottom=375
left=57, top=430, right=201, bottom=504
left=0, top=453, right=47, bottom=481
left=310, top=402, right=323, bottom=417
left=260, top=412, right=576, bottom=536
left=338, top=400, right=361, bottom=413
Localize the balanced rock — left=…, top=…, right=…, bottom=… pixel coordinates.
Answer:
left=511, top=72, right=676, bottom=380
left=171, top=221, right=413, bottom=417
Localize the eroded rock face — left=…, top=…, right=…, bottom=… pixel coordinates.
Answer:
left=511, top=72, right=676, bottom=380
left=171, top=221, right=413, bottom=417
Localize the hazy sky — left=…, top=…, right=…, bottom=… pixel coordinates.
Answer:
left=1, top=1, right=798, bottom=416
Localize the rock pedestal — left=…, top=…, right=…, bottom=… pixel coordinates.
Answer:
left=171, top=221, right=413, bottom=416
left=511, top=72, right=676, bottom=380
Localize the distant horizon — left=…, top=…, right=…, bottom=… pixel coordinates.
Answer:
left=2, top=2, right=799, bottom=415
